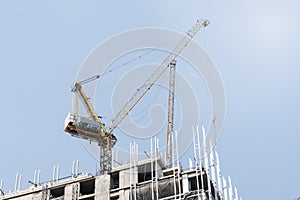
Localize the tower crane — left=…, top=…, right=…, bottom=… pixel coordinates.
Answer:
left=64, top=19, right=209, bottom=174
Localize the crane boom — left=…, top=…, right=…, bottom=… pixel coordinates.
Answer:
left=108, top=19, right=209, bottom=134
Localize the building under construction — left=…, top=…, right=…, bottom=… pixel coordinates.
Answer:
left=0, top=126, right=241, bottom=200
left=0, top=160, right=217, bottom=200
left=0, top=20, right=242, bottom=200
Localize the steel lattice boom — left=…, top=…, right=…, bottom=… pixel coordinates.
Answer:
left=108, top=19, right=209, bottom=134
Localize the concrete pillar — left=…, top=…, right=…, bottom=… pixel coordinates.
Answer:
left=95, top=175, right=110, bottom=200
left=119, top=168, right=138, bottom=188
left=64, top=182, right=80, bottom=200
left=119, top=189, right=125, bottom=200
left=119, top=169, right=130, bottom=188
left=32, top=191, right=46, bottom=200
left=182, top=174, right=189, bottom=193
left=119, top=189, right=130, bottom=200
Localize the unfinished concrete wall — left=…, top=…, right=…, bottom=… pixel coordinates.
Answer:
left=119, top=170, right=129, bottom=188
left=95, top=175, right=110, bottom=200
left=182, top=174, right=189, bottom=193
left=32, top=191, right=48, bottom=200
left=118, top=189, right=130, bottom=200
left=64, top=182, right=79, bottom=200
left=1, top=190, right=47, bottom=200
left=119, top=168, right=138, bottom=188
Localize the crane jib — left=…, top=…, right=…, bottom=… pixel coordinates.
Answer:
left=108, top=19, right=208, bottom=134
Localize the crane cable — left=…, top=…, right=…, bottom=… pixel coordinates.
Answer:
left=75, top=34, right=182, bottom=86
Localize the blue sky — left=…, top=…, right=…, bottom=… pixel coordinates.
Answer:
left=0, top=1, right=299, bottom=199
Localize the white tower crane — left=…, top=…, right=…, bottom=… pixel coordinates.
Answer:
left=64, top=19, right=209, bottom=174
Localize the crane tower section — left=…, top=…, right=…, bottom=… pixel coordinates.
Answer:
left=166, top=60, right=176, bottom=168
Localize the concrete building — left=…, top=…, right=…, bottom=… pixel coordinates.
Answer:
left=0, top=157, right=220, bottom=200
left=0, top=128, right=242, bottom=200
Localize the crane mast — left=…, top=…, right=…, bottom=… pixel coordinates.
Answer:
left=166, top=61, right=176, bottom=168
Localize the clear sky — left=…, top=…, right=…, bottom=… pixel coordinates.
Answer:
left=0, top=1, right=299, bottom=199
